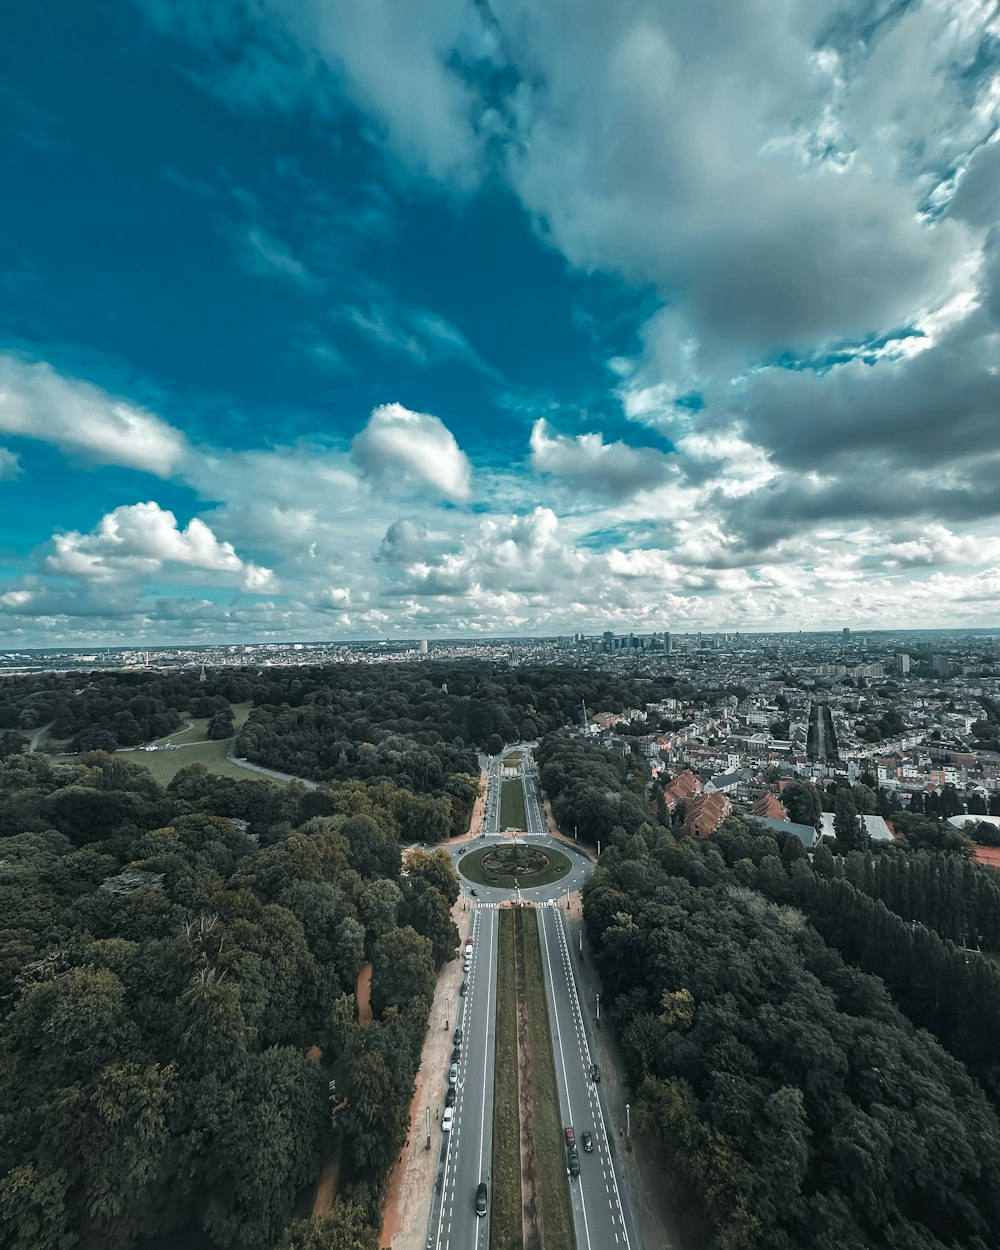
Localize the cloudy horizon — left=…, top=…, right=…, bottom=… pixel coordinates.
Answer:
left=2, top=1, right=1000, bottom=647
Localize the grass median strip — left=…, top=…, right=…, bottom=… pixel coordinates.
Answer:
left=499, top=779, right=527, bottom=830
left=491, top=910, right=522, bottom=1250
left=522, top=909, right=575, bottom=1250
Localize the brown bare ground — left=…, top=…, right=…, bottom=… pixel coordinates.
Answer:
left=357, top=962, right=373, bottom=1025
left=380, top=896, right=475, bottom=1250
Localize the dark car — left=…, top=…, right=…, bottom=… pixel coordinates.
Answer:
left=452, top=1046, right=462, bottom=1063
left=581, top=1131, right=593, bottom=1153
left=591, top=1063, right=601, bottom=1082
left=476, top=1182, right=488, bottom=1217
left=445, top=1085, right=456, bottom=1107
left=470, top=888, right=478, bottom=896
left=460, top=980, right=468, bottom=996
left=454, top=1027, right=463, bottom=1045
left=568, top=1149, right=580, bottom=1177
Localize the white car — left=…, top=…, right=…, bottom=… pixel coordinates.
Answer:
left=442, top=1106, right=455, bottom=1132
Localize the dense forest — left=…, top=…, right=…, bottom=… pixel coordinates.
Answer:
left=548, top=736, right=1000, bottom=1249
left=0, top=748, right=459, bottom=1250
left=0, top=663, right=694, bottom=843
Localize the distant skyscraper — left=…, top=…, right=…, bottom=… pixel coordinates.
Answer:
left=843, top=627, right=850, bottom=639
left=419, top=639, right=428, bottom=655
left=933, top=654, right=950, bottom=677
left=665, top=631, right=672, bottom=655
left=896, top=653, right=910, bottom=675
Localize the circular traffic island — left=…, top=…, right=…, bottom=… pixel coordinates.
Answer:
left=458, top=841, right=572, bottom=889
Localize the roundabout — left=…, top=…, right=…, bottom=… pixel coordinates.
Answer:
left=458, top=841, right=573, bottom=889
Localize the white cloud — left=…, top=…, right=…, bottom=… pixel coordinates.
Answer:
left=529, top=418, right=674, bottom=501
left=0, top=355, right=190, bottom=476
left=45, top=501, right=274, bottom=591
left=237, top=224, right=316, bottom=287
left=352, top=402, right=472, bottom=500
left=0, top=448, right=20, bottom=480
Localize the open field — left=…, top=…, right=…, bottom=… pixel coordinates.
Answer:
left=500, top=779, right=527, bottom=830
left=117, top=739, right=279, bottom=787
left=522, top=909, right=575, bottom=1250
left=149, top=701, right=254, bottom=747
left=491, top=911, right=522, bottom=1250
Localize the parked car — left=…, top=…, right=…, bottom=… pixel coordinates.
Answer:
left=581, top=1131, right=593, bottom=1153
left=454, top=1027, right=463, bottom=1044
left=591, top=1063, right=601, bottom=1082
left=568, top=1149, right=580, bottom=1177
left=476, top=1182, right=488, bottom=1217
left=445, top=1086, right=456, bottom=1107
left=442, top=1107, right=454, bottom=1132
left=460, top=980, right=468, bottom=995
left=449, top=1063, right=458, bottom=1085
left=452, top=1046, right=462, bottom=1063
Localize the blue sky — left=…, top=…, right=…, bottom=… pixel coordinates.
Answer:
left=2, top=1, right=1000, bottom=645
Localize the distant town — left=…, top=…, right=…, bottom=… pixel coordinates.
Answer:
left=7, top=628, right=1000, bottom=845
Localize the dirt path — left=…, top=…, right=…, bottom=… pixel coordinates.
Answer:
left=379, top=898, right=474, bottom=1250
left=311, top=963, right=374, bottom=1218
left=356, top=963, right=373, bottom=1025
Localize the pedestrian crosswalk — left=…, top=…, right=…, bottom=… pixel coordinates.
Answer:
left=472, top=899, right=565, bottom=908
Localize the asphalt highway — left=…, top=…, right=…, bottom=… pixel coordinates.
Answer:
left=427, top=907, right=499, bottom=1250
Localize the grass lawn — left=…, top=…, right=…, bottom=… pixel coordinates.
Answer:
left=491, top=911, right=522, bottom=1250
left=502, top=752, right=522, bottom=768
left=500, top=779, right=527, bottom=831
left=522, top=909, right=575, bottom=1250
left=149, top=701, right=255, bottom=747
left=120, top=739, right=280, bottom=787
left=458, top=844, right=572, bottom=890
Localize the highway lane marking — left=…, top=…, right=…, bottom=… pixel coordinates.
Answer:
left=551, top=908, right=634, bottom=1250
left=539, top=909, right=595, bottom=1250
left=470, top=907, right=495, bottom=1250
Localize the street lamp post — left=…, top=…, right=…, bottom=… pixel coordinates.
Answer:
left=626, top=1103, right=631, bottom=1138
left=596, top=992, right=600, bottom=1022
left=445, top=996, right=450, bottom=1030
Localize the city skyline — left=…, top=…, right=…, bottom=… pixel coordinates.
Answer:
left=2, top=3, right=1000, bottom=647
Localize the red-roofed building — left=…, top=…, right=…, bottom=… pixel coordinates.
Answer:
left=683, top=792, right=732, bottom=838
left=751, top=793, right=788, bottom=822
left=973, top=845, right=1000, bottom=870
left=663, top=768, right=701, bottom=814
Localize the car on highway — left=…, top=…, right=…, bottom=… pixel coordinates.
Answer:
left=581, top=1131, right=593, bottom=1153
left=449, top=1063, right=458, bottom=1085
left=442, top=1107, right=454, bottom=1132
left=445, top=1086, right=456, bottom=1107
left=476, top=1182, right=488, bottom=1217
